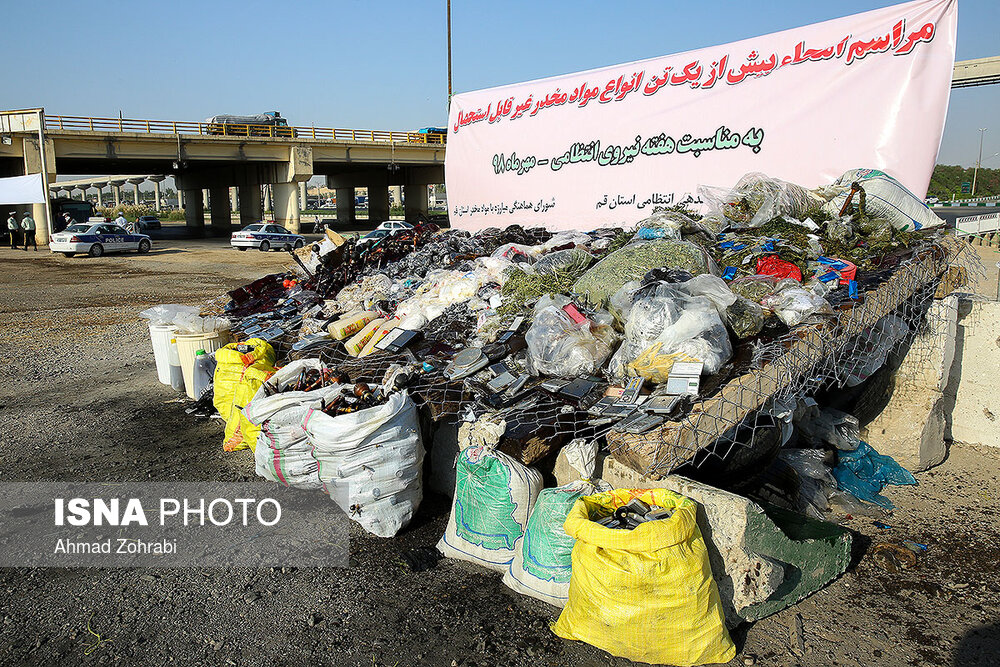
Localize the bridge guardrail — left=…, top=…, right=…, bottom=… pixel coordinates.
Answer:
left=45, top=115, right=446, bottom=145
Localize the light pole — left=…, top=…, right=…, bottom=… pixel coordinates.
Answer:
left=972, top=128, right=986, bottom=196
left=447, top=0, right=453, bottom=110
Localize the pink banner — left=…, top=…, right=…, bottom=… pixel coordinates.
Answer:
left=445, top=0, right=957, bottom=231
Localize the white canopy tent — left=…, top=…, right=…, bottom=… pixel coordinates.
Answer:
left=0, top=173, right=46, bottom=205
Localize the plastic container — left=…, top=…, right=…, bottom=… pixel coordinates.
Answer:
left=149, top=324, right=178, bottom=385
left=167, top=338, right=185, bottom=393
left=175, top=331, right=230, bottom=399
left=191, top=349, right=216, bottom=401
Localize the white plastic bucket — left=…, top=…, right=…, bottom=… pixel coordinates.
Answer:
left=175, top=331, right=230, bottom=399
left=149, top=324, right=177, bottom=385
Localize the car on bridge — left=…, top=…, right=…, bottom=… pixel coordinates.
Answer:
left=231, top=223, right=305, bottom=252
left=48, top=223, right=152, bottom=257
left=205, top=112, right=296, bottom=138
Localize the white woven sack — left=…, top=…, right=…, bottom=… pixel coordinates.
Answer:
left=304, top=390, right=424, bottom=538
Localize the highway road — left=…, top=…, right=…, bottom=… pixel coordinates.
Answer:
left=932, top=205, right=1000, bottom=226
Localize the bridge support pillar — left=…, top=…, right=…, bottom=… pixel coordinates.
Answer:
left=113, top=186, right=121, bottom=207
left=209, top=187, right=232, bottom=237
left=272, top=182, right=301, bottom=233
left=95, top=187, right=103, bottom=208
left=177, top=189, right=184, bottom=210
left=335, top=187, right=355, bottom=224
left=238, top=186, right=262, bottom=226
left=183, top=188, right=205, bottom=237
left=367, top=178, right=390, bottom=224
left=133, top=185, right=140, bottom=206
left=22, top=136, right=56, bottom=246
left=404, top=184, right=429, bottom=221
left=153, top=181, right=161, bottom=211
left=300, top=182, right=308, bottom=211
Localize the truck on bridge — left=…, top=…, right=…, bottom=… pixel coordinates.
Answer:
left=204, top=111, right=295, bottom=138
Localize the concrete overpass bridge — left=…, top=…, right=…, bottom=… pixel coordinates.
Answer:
left=49, top=174, right=167, bottom=209
left=1, top=111, right=445, bottom=242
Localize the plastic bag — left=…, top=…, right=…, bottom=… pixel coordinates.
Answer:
left=244, top=359, right=338, bottom=491
left=840, top=315, right=909, bottom=387
left=761, top=279, right=834, bottom=326
left=552, top=488, right=736, bottom=666
left=525, top=295, right=617, bottom=377
left=778, top=449, right=838, bottom=519
left=138, top=304, right=202, bottom=327
left=756, top=255, right=802, bottom=282
left=176, top=313, right=231, bottom=334
left=213, top=338, right=276, bottom=452
left=437, top=444, right=544, bottom=571
left=532, top=248, right=594, bottom=276
left=793, top=399, right=860, bottom=451
left=821, top=168, right=944, bottom=231
left=572, top=239, right=716, bottom=309
left=725, top=295, right=766, bottom=339
left=699, top=172, right=821, bottom=229
left=502, top=440, right=609, bottom=607
left=608, top=284, right=732, bottom=380
left=305, top=390, right=424, bottom=538
left=729, top=274, right=780, bottom=303
left=677, top=274, right=737, bottom=313
left=832, top=440, right=917, bottom=510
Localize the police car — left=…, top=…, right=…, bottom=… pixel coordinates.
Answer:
left=48, top=222, right=152, bottom=257
left=231, top=223, right=305, bottom=252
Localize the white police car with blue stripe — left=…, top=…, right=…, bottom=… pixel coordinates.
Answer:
left=48, top=223, right=152, bottom=258
left=231, top=223, right=305, bottom=252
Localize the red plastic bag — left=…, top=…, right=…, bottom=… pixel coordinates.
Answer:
left=756, top=255, right=802, bottom=282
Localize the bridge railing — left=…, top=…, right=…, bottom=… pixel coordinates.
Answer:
left=45, top=115, right=446, bottom=145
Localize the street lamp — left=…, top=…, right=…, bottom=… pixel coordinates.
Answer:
left=447, top=0, right=453, bottom=110
left=972, top=128, right=986, bottom=196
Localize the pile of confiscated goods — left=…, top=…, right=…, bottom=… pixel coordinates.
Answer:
left=140, top=169, right=971, bottom=665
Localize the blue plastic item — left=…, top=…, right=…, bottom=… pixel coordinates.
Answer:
left=832, top=440, right=916, bottom=510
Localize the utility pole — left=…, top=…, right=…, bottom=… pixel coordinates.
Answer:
left=447, top=0, right=453, bottom=109
left=972, top=127, right=987, bottom=196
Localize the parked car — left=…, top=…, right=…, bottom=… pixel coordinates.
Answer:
left=48, top=223, right=152, bottom=257
left=137, top=215, right=162, bottom=230
left=355, top=229, right=390, bottom=247
left=925, top=196, right=939, bottom=205
left=231, top=223, right=305, bottom=252
left=376, top=220, right=414, bottom=233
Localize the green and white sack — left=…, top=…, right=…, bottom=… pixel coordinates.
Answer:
left=437, top=444, right=543, bottom=572
left=502, top=440, right=609, bottom=606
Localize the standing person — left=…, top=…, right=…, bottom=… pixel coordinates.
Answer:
left=115, top=211, right=128, bottom=230
left=62, top=212, right=74, bottom=231
left=21, top=212, right=37, bottom=251
left=6, top=211, right=18, bottom=249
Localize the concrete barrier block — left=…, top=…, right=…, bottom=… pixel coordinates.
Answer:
left=860, top=296, right=958, bottom=471
left=947, top=299, right=1000, bottom=447
left=555, top=450, right=851, bottom=627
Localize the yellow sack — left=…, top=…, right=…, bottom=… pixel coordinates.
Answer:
left=212, top=338, right=276, bottom=452
left=553, top=488, right=735, bottom=666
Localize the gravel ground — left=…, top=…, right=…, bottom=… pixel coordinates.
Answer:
left=1, top=241, right=998, bottom=667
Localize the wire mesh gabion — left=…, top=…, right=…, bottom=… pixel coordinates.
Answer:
left=217, top=230, right=983, bottom=480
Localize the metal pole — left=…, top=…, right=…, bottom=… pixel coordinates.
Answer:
left=447, top=0, right=453, bottom=107
left=37, top=109, right=54, bottom=241
left=972, top=128, right=986, bottom=196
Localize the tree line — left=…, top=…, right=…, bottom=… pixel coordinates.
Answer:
left=928, top=164, right=999, bottom=199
